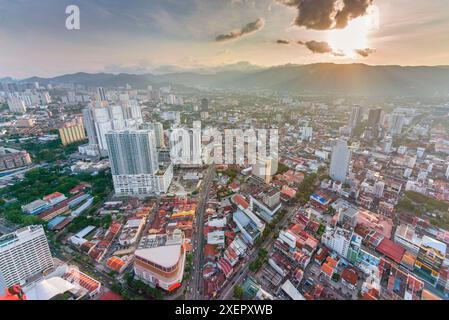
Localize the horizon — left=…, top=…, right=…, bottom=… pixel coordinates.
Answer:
left=1, top=0, right=449, bottom=78
left=6, top=61, right=449, bottom=81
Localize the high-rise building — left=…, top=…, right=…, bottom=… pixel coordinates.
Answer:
left=373, top=180, right=385, bottom=198
left=80, top=102, right=143, bottom=156
left=329, top=139, right=351, bottom=182
left=58, top=123, right=86, bottom=146
left=348, top=106, right=363, bottom=129
left=389, top=114, right=405, bottom=135
left=169, top=121, right=202, bottom=166
left=0, top=225, right=54, bottom=291
left=106, top=129, right=173, bottom=196
left=383, top=136, right=393, bottom=154
left=6, top=94, right=27, bottom=113
left=201, top=98, right=209, bottom=111
left=367, top=108, right=383, bottom=127
left=143, top=122, right=165, bottom=148
left=252, top=157, right=277, bottom=184
left=97, top=87, right=107, bottom=101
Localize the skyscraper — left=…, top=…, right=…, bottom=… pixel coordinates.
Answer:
left=201, top=98, right=209, bottom=111
left=368, top=108, right=383, bottom=127
left=6, top=94, right=27, bottom=114
left=142, top=122, right=165, bottom=148
left=329, top=139, right=351, bottom=182
left=389, top=114, right=405, bottom=136
left=81, top=102, right=143, bottom=156
left=0, top=225, right=54, bottom=291
left=97, top=87, right=107, bottom=101
left=348, top=106, right=363, bottom=130
left=169, top=121, right=202, bottom=166
left=106, top=129, right=173, bottom=196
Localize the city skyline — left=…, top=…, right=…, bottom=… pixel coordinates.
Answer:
left=1, top=0, right=449, bottom=78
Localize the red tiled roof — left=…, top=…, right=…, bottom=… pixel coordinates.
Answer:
left=341, top=268, right=358, bottom=285
left=376, top=238, right=406, bottom=263
left=99, top=291, right=123, bottom=300
left=204, top=244, right=218, bottom=257
left=232, top=194, right=249, bottom=209
left=321, top=263, right=334, bottom=277
left=43, top=192, right=65, bottom=201
left=106, top=256, right=126, bottom=271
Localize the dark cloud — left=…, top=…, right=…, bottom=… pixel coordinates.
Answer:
left=275, top=38, right=344, bottom=56
left=215, top=18, right=265, bottom=42
left=277, top=0, right=373, bottom=30
left=355, top=48, right=376, bottom=57
left=304, top=40, right=334, bottom=53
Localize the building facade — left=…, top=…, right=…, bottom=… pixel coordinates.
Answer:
left=0, top=226, right=54, bottom=291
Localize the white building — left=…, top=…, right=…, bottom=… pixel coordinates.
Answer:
left=348, top=106, right=363, bottom=130
left=169, top=121, right=202, bottom=166
left=373, top=181, right=385, bottom=198
left=81, top=102, right=143, bottom=156
left=134, top=230, right=185, bottom=291
left=329, top=139, right=351, bottom=182
left=322, top=227, right=352, bottom=258
left=106, top=129, right=173, bottom=196
left=0, top=226, right=54, bottom=291
left=7, top=94, right=27, bottom=113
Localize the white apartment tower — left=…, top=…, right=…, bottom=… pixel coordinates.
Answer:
left=7, top=94, right=27, bottom=114
left=348, top=106, right=363, bottom=130
left=169, top=121, right=202, bottom=166
left=81, top=102, right=143, bottom=156
left=329, top=139, right=351, bottom=182
left=0, top=225, right=54, bottom=291
left=106, top=129, right=173, bottom=196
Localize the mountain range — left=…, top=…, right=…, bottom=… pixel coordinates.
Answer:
left=20, top=63, right=449, bottom=97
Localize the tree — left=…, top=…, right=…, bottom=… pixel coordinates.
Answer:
left=233, top=285, right=244, bottom=299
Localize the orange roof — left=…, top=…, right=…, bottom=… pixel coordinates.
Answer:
left=325, top=256, right=338, bottom=268
left=232, top=194, right=249, bottom=209
left=321, top=263, right=334, bottom=277
left=43, top=192, right=65, bottom=200
left=362, top=288, right=379, bottom=300
left=106, top=256, right=125, bottom=271
left=422, top=289, right=442, bottom=300
left=281, top=188, right=296, bottom=198
left=184, top=242, right=192, bottom=252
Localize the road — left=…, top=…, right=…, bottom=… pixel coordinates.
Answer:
left=218, top=203, right=300, bottom=299
left=187, top=165, right=215, bottom=300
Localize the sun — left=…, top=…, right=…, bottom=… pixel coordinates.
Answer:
left=327, top=5, right=379, bottom=57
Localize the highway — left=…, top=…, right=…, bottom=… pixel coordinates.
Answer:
left=188, top=165, right=215, bottom=300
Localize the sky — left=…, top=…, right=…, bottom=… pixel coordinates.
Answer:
left=1, top=0, right=449, bottom=78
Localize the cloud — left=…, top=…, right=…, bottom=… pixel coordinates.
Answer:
left=275, top=38, right=345, bottom=56
left=303, top=40, right=334, bottom=53
left=354, top=48, right=376, bottom=57
left=276, top=39, right=305, bottom=45
left=215, top=18, right=265, bottom=42
left=277, top=0, right=373, bottom=30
